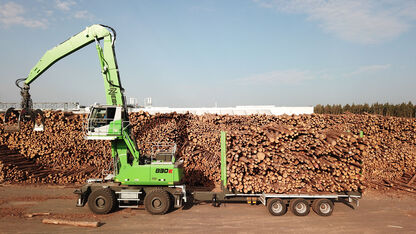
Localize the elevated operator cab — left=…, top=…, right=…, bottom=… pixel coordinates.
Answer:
left=85, top=105, right=126, bottom=140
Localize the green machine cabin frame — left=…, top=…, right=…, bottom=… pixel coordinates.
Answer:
left=18, top=24, right=183, bottom=186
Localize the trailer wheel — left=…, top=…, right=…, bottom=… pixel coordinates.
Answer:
left=267, top=198, right=287, bottom=216
left=290, top=199, right=310, bottom=216
left=87, top=188, right=116, bottom=214
left=144, top=189, right=171, bottom=215
left=312, top=199, right=334, bottom=216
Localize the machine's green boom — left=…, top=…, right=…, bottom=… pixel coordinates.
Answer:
left=25, top=24, right=124, bottom=106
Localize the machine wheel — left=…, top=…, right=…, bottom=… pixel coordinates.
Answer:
left=87, top=188, right=116, bottom=214
left=312, top=199, right=334, bottom=216
left=290, top=199, right=310, bottom=216
left=267, top=198, right=287, bottom=216
left=144, top=189, right=171, bottom=215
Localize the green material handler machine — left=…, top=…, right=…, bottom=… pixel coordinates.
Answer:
left=5, top=24, right=186, bottom=215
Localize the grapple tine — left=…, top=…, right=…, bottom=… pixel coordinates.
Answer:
left=34, top=109, right=45, bottom=132
left=4, top=107, right=21, bottom=133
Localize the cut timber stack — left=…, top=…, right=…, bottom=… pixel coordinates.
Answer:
left=226, top=126, right=364, bottom=193
left=0, top=145, right=60, bottom=183
left=1, top=111, right=416, bottom=194
left=129, top=112, right=416, bottom=193
left=0, top=112, right=111, bottom=184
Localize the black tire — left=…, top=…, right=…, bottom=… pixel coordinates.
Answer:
left=312, top=199, right=334, bottom=216
left=87, top=188, right=117, bottom=214
left=144, top=189, right=171, bottom=215
left=267, top=198, right=287, bottom=216
left=290, top=199, right=310, bottom=216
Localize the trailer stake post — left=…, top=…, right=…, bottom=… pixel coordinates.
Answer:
left=220, top=131, right=227, bottom=190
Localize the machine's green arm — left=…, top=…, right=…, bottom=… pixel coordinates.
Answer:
left=24, top=24, right=125, bottom=106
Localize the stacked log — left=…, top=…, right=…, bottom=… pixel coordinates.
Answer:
left=129, top=112, right=415, bottom=193
left=226, top=126, right=365, bottom=193
left=0, top=111, right=415, bottom=194
left=0, top=111, right=111, bottom=184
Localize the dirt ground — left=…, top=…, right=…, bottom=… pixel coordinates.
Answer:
left=0, top=185, right=415, bottom=233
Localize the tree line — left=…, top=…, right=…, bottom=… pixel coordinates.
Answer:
left=314, top=102, right=416, bottom=118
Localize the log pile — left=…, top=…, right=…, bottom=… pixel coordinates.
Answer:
left=0, top=112, right=111, bottom=184
left=129, top=112, right=416, bottom=193
left=1, top=111, right=416, bottom=194
left=225, top=126, right=365, bottom=193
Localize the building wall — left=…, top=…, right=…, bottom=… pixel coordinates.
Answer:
left=131, top=105, right=314, bottom=116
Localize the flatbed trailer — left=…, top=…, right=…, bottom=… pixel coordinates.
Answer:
left=192, top=189, right=361, bottom=216
left=192, top=131, right=361, bottom=216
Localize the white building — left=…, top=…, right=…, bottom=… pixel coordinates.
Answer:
left=131, top=105, right=314, bottom=116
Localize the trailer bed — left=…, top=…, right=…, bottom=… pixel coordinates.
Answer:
left=193, top=189, right=362, bottom=216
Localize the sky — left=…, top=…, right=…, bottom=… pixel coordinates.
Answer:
left=0, top=0, right=415, bottom=107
